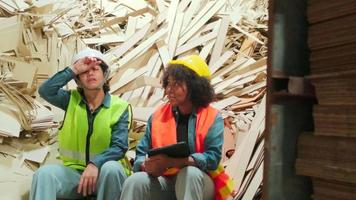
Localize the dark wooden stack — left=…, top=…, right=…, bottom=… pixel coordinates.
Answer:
left=296, top=1, right=356, bottom=199
left=312, top=178, right=356, bottom=200
left=314, top=105, right=356, bottom=137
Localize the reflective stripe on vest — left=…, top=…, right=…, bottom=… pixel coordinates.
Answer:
left=151, top=103, right=234, bottom=200
left=59, top=90, right=130, bottom=173
left=59, top=148, right=98, bottom=162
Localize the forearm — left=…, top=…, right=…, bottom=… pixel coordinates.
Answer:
left=38, top=67, right=74, bottom=110
left=90, top=145, right=127, bottom=168
left=133, top=117, right=153, bottom=172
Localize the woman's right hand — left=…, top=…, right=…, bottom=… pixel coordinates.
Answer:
left=72, top=57, right=101, bottom=75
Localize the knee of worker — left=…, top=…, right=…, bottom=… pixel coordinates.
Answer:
left=33, top=164, right=60, bottom=181
left=122, top=172, right=151, bottom=189
left=177, top=166, right=204, bottom=182
left=100, top=161, right=126, bottom=178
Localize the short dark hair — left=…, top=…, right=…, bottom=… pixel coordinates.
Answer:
left=99, top=62, right=109, bottom=74
left=100, top=62, right=110, bottom=93
left=162, top=64, right=215, bottom=108
left=102, top=81, right=110, bottom=93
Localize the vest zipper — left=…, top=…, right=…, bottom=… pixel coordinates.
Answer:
left=85, top=107, right=96, bottom=164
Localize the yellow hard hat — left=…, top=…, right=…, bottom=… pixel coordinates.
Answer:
left=168, top=55, right=211, bottom=78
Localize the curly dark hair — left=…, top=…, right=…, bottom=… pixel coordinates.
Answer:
left=162, top=64, right=215, bottom=108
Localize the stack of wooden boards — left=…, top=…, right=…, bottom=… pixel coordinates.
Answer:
left=296, top=1, right=356, bottom=199
left=0, top=81, right=55, bottom=139
left=225, top=95, right=266, bottom=200
left=0, top=0, right=268, bottom=199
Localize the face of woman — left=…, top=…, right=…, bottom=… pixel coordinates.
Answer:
left=78, top=65, right=105, bottom=90
left=165, top=76, right=189, bottom=107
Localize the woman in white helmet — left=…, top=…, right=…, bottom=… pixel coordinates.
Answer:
left=30, top=48, right=132, bottom=200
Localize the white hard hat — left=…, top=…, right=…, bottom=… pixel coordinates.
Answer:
left=72, top=48, right=109, bottom=70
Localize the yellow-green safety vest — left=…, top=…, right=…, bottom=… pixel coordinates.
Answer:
left=58, top=90, right=131, bottom=175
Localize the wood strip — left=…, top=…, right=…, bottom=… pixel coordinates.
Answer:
left=180, top=1, right=215, bottom=37
left=176, top=27, right=218, bottom=55
left=181, top=0, right=201, bottom=30
left=109, top=22, right=151, bottom=64
left=199, top=38, right=216, bottom=60
left=168, top=12, right=184, bottom=58
left=231, top=81, right=266, bottom=97
left=226, top=95, right=265, bottom=192
left=210, top=50, right=234, bottom=74
left=156, top=39, right=170, bottom=67
left=117, top=28, right=167, bottom=68
left=178, top=0, right=226, bottom=46
left=165, top=0, right=179, bottom=43
left=212, top=96, right=240, bottom=110
left=209, top=16, right=230, bottom=65
left=110, top=66, right=149, bottom=93
left=242, top=162, right=263, bottom=200
left=126, top=16, right=138, bottom=39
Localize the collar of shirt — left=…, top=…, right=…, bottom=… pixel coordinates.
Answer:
left=79, top=90, right=111, bottom=109
left=172, top=105, right=197, bottom=118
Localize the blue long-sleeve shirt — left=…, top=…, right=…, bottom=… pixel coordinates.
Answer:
left=38, top=67, right=130, bottom=169
left=133, top=106, right=224, bottom=172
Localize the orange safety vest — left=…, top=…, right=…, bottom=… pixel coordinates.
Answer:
left=151, top=103, right=234, bottom=200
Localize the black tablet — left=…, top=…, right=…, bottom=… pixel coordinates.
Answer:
left=147, top=141, right=190, bottom=158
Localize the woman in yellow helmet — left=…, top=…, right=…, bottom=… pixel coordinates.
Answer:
left=120, top=55, right=233, bottom=200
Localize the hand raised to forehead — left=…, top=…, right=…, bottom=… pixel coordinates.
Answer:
left=72, top=57, right=102, bottom=75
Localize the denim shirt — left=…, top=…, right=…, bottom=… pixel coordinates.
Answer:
left=38, top=67, right=130, bottom=169
left=133, top=106, right=224, bottom=172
